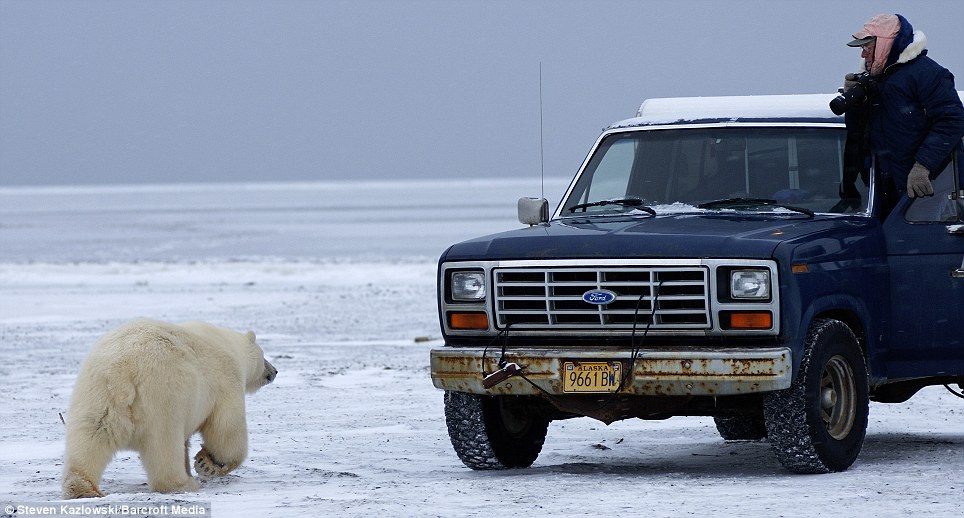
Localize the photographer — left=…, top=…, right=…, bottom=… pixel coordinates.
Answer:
left=837, top=13, right=964, bottom=201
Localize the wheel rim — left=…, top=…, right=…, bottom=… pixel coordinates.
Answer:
left=497, top=399, right=531, bottom=436
left=820, top=355, right=856, bottom=440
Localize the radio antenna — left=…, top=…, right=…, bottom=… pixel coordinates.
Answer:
left=539, top=61, right=545, bottom=200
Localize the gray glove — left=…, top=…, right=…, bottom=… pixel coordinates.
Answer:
left=907, top=162, right=933, bottom=198
left=842, top=73, right=859, bottom=92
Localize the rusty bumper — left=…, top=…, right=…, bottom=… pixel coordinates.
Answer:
left=430, top=346, right=792, bottom=396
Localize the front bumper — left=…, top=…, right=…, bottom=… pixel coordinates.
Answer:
left=430, top=346, right=792, bottom=396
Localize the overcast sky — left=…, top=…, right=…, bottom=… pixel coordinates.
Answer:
left=1, top=0, right=962, bottom=186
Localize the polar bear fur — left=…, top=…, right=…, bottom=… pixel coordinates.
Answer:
left=62, top=319, right=277, bottom=499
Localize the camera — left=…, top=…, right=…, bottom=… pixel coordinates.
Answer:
left=829, top=72, right=874, bottom=115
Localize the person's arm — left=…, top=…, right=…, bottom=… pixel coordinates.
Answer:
left=913, top=68, right=964, bottom=174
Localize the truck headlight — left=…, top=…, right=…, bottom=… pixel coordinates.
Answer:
left=451, top=271, right=486, bottom=301
left=731, top=270, right=770, bottom=299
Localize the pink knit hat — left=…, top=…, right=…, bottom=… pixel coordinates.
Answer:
left=848, top=14, right=901, bottom=76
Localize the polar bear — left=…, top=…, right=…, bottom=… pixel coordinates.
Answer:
left=61, top=319, right=278, bottom=499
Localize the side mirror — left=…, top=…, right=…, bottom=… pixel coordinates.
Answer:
left=518, top=197, right=549, bottom=225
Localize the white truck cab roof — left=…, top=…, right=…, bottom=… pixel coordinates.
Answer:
left=610, top=93, right=842, bottom=129
left=609, top=91, right=964, bottom=129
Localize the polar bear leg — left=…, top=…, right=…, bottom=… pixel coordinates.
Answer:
left=194, top=401, right=248, bottom=478
left=140, top=432, right=199, bottom=493
left=183, top=438, right=192, bottom=478
left=62, top=441, right=112, bottom=499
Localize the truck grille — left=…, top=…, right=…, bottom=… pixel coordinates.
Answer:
left=494, top=267, right=710, bottom=330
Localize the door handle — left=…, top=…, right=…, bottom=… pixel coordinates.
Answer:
left=948, top=224, right=964, bottom=235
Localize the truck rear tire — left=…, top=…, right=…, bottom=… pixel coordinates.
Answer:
left=443, top=391, right=549, bottom=470
left=713, top=415, right=767, bottom=441
left=763, top=318, right=868, bottom=473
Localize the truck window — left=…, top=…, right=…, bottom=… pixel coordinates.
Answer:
left=578, top=137, right=637, bottom=203
left=562, top=127, right=862, bottom=215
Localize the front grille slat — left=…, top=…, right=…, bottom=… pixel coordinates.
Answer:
left=495, top=267, right=710, bottom=330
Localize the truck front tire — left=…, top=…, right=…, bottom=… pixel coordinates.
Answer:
left=764, top=318, right=869, bottom=473
left=444, top=391, right=549, bottom=470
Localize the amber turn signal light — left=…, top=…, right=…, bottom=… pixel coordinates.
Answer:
left=449, top=312, right=489, bottom=330
left=723, top=311, right=773, bottom=329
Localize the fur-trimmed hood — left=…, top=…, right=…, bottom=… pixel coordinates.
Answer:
left=894, top=30, right=926, bottom=66
left=889, top=14, right=926, bottom=68
left=857, top=13, right=927, bottom=76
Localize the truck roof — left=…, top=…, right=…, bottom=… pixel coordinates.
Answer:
left=610, top=91, right=964, bottom=129
left=610, top=93, right=842, bottom=129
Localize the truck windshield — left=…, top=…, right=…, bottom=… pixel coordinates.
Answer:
left=562, top=126, right=867, bottom=216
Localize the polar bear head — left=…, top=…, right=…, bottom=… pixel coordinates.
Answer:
left=243, top=330, right=278, bottom=394
left=176, top=321, right=278, bottom=393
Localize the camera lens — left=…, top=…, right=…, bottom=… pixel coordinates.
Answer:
left=828, top=81, right=867, bottom=115
left=829, top=95, right=848, bottom=115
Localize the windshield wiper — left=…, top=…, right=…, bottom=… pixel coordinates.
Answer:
left=568, top=198, right=657, bottom=215
left=697, top=198, right=814, bottom=217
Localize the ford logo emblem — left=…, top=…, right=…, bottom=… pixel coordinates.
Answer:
left=582, top=289, right=617, bottom=305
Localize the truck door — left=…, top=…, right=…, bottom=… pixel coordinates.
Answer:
left=883, top=149, right=964, bottom=378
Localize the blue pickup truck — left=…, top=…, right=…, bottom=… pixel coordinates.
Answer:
left=431, top=93, right=964, bottom=474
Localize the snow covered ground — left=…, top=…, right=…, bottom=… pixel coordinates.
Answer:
left=1, top=179, right=961, bottom=517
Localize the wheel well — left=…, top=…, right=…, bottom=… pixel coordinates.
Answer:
left=813, top=309, right=866, bottom=353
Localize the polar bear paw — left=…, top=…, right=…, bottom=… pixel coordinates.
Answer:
left=193, top=447, right=230, bottom=478
left=63, top=468, right=106, bottom=499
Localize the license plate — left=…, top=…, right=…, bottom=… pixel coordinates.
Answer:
left=562, top=361, right=622, bottom=393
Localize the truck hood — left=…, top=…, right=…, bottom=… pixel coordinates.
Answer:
left=441, top=213, right=872, bottom=261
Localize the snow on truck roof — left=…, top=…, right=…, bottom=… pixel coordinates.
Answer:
left=610, top=93, right=842, bottom=129
left=611, top=91, right=964, bottom=129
